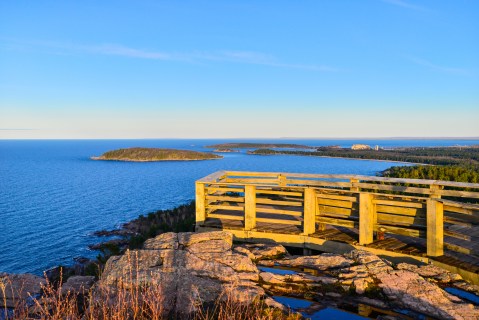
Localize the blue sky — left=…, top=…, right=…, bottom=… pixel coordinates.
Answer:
left=1, top=0, right=478, bottom=138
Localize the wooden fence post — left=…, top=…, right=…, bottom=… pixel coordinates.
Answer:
left=359, top=193, right=375, bottom=245
left=244, top=185, right=256, bottom=230
left=303, top=188, right=317, bottom=235
left=195, top=182, right=206, bottom=229
left=427, top=198, right=444, bottom=256
left=278, top=174, right=286, bottom=187
left=350, top=178, right=360, bottom=192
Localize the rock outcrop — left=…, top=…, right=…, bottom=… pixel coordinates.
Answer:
left=3, top=232, right=479, bottom=320
left=0, top=273, right=45, bottom=308
left=99, top=231, right=263, bottom=317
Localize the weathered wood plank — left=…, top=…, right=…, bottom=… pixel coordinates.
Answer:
left=287, top=179, right=351, bottom=188
left=255, top=189, right=303, bottom=197
left=375, top=224, right=425, bottom=238
left=444, top=205, right=477, bottom=216
left=208, top=204, right=244, bottom=211
left=373, top=199, right=425, bottom=208
left=444, top=230, right=471, bottom=241
left=377, top=213, right=426, bottom=227
left=256, top=198, right=303, bottom=207
left=225, top=178, right=278, bottom=185
left=356, top=183, right=431, bottom=195
left=197, top=171, right=227, bottom=183
left=255, top=217, right=302, bottom=226
left=206, top=187, right=244, bottom=194
left=444, top=242, right=471, bottom=255
left=255, top=206, right=303, bottom=216
left=223, top=170, right=479, bottom=189
left=441, top=199, right=479, bottom=211
left=443, top=216, right=472, bottom=228
left=317, top=193, right=357, bottom=202
left=208, top=213, right=244, bottom=221
left=317, top=198, right=355, bottom=208
left=318, top=205, right=357, bottom=216
left=376, top=204, right=425, bottom=217
left=316, top=216, right=357, bottom=228
left=441, top=190, right=479, bottom=199
left=206, top=195, right=245, bottom=203
left=319, top=211, right=359, bottom=221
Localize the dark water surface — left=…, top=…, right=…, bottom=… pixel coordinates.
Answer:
left=1, top=139, right=477, bottom=274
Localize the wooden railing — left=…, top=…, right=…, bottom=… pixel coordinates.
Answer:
left=196, top=171, right=479, bottom=257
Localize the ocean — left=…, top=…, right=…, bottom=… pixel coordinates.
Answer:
left=0, top=138, right=477, bottom=274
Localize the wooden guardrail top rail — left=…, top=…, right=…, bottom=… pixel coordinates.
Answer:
left=197, top=170, right=479, bottom=199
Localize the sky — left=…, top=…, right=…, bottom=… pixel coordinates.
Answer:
left=0, top=0, right=478, bottom=139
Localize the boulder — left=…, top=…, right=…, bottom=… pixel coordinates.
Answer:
left=276, top=253, right=353, bottom=270
left=99, top=231, right=262, bottom=317
left=234, top=243, right=287, bottom=261
left=60, top=276, right=95, bottom=295
left=397, top=262, right=462, bottom=283
left=0, top=273, right=45, bottom=308
left=376, top=270, right=479, bottom=320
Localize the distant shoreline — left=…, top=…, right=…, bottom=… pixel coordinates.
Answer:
left=250, top=153, right=424, bottom=165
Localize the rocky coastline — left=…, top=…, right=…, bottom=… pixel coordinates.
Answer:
left=2, top=231, right=479, bottom=319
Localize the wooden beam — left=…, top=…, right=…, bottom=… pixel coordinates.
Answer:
left=244, top=185, right=256, bottom=230
left=316, top=216, right=357, bottom=228
left=256, top=217, right=302, bottom=226
left=303, top=188, right=316, bottom=235
left=427, top=198, right=444, bottom=257
left=278, top=174, right=286, bottom=187
left=195, top=182, right=206, bottom=227
left=359, top=193, right=375, bottom=245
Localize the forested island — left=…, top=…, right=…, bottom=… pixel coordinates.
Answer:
left=92, top=147, right=222, bottom=162
left=250, top=146, right=479, bottom=183
left=205, top=142, right=312, bottom=149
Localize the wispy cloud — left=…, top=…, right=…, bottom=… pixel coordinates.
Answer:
left=1, top=38, right=337, bottom=72
left=380, top=0, right=426, bottom=11
left=406, top=55, right=470, bottom=75
left=196, top=50, right=339, bottom=72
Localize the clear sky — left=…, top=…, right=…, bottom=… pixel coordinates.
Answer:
left=1, top=0, right=478, bottom=139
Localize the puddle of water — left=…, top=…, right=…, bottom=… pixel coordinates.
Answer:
left=259, top=266, right=298, bottom=275
left=394, top=309, right=427, bottom=320
left=273, top=296, right=313, bottom=309
left=272, top=296, right=369, bottom=319
left=445, top=287, right=479, bottom=305
left=307, top=307, right=369, bottom=320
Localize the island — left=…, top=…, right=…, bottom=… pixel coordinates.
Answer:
left=91, top=147, right=222, bottom=162
left=213, top=148, right=240, bottom=153
left=205, top=142, right=312, bottom=149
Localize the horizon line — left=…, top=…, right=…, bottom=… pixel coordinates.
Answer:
left=1, top=137, right=479, bottom=141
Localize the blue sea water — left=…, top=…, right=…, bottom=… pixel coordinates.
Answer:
left=0, top=138, right=478, bottom=274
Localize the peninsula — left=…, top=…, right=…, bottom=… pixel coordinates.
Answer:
left=206, top=142, right=312, bottom=149
left=92, top=147, right=222, bottom=162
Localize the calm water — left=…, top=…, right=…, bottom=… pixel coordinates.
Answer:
left=1, top=138, right=478, bottom=274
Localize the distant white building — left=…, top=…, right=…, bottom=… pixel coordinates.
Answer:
left=351, top=144, right=372, bottom=150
